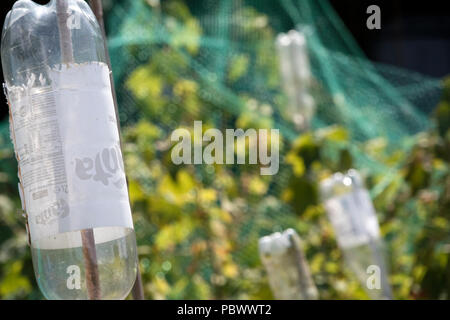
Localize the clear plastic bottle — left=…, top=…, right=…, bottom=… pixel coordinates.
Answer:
left=259, top=229, right=318, bottom=300
left=276, top=29, right=315, bottom=131
left=2, top=0, right=137, bottom=300
left=320, top=169, right=392, bottom=300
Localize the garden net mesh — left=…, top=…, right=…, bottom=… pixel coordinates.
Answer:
left=1, top=0, right=446, bottom=299
left=105, top=0, right=445, bottom=299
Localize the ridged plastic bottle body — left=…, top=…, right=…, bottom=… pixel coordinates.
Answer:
left=320, top=170, right=392, bottom=300
left=2, top=0, right=137, bottom=299
left=276, top=30, right=315, bottom=131
left=32, top=227, right=136, bottom=300
left=259, top=229, right=318, bottom=300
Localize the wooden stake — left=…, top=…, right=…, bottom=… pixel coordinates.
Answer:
left=56, top=0, right=74, bottom=63
left=287, top=232, right=318, bottom=300
left=81, top=228, right=101, bottom=299
left=56, top=0, right=101, bottom=300
left=88, top=0, right=145, bottom=300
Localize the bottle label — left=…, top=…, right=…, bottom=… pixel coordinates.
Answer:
left=324, top=189, right=380, bottom=249
left=7, top=62, right=133, bottom=244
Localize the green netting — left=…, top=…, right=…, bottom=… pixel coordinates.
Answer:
left=107, top=0, right=442, bottom=166
left=101, top=0, right=445, bottom=299
left=1, top=0, right=446, bottom=299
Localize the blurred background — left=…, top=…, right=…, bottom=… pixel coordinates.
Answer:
left=0, top=0, right=449, bottom=299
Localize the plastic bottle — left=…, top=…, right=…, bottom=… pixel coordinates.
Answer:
left=276, top=29, right=315, bottom=131
left=1, top=0, right=137, bottom=300
left=259, top=229, right=318, bottom=300
left=320, top=169, right=392, bottom=299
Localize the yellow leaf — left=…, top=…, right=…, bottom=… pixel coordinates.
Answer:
left=248, top=177, right=268, bottom=195
left=223, top=262, right=239, bottom=278
left=155, top=218, right=196, bottom=250
left=199, top=189, right=217, bottom=205
left=286, top=152, right=305, bottom=177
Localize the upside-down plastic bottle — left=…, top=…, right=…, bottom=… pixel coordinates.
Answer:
left=276, top=29, right=315, bottom=131
left=259, top=229, right=318, bottom=300
left=1, top=0, right=137, bottom=300
left=320, top=169, right=392, bottom=300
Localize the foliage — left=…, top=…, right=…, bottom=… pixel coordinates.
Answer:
left=0, top=0, right=448, bottom=300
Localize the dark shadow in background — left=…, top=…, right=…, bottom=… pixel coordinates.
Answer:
left=0, top=0, right=449, bottom=121
left=330, top=0, right=450, bottom=78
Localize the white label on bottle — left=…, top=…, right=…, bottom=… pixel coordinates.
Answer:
left=324, top=189, right=380, bottom=249
left=7, top=63, right=133, bottom=243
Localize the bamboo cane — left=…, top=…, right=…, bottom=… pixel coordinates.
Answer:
left=88, top=0, right=145, bottom=300
left=287, top=232, right=318, bottom=300
left=56, top=0, right=101, bottom=300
